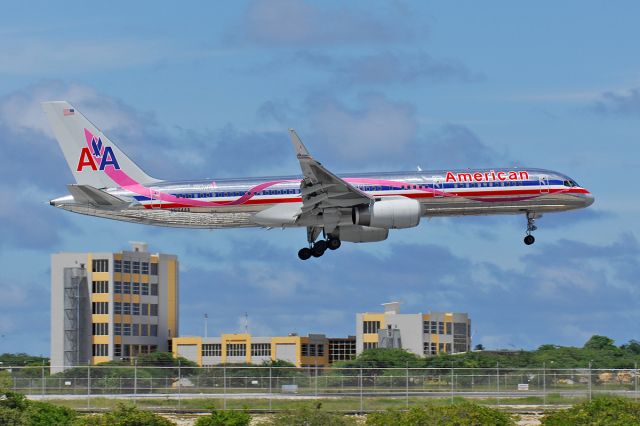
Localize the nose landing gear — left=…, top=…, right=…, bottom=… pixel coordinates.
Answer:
left=524, top=212, right=539, bottom=245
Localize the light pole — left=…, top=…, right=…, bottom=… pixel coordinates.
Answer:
left=204, top=313, right=208, bottom=338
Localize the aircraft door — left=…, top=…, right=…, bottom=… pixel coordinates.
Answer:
left=150, top=189, right=161, bottom=209
left=539, top=176, right=549, bottom=194
left=433, top=176, right=444, bottom=198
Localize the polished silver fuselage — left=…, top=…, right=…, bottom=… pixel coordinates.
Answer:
left=51, top=168, right=594, bottom=229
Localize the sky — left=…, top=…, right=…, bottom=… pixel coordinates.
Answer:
left=0, top=1, right=639, bottom=356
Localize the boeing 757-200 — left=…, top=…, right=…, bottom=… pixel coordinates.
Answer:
left=43, top=101, right=594, bottom=260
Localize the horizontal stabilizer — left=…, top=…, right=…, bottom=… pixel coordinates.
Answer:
left=67, top=184, right=128, bottom=207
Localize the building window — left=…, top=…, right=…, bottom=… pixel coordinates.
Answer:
left=429, top=342, right=437, bottom=355
left=141, top=262, right=149, bottom=274
left=150, top=304, right=158, bottom=316
left=317, top=344, right=324, bottom=357
left=123, top=282, right=131, bottom=294
left=132, top=324, right=139, bottom=336
left=141, top=283, right=149, bottom=296
left=92, top=259, right=109, bottom=273
left=114, top=302, right=122, bottom=315
left=438, top=322, right=445, bottom=335
left=92, top=302, right=108, bottom=314
left=123, top=303, right=131, bottom=315
left=328, top=339, right=356, bottom=363
left=114, top=344, right=122, bottom=357
left=114, top=260, right=122, bottom=273
left=445, top=343, right=451, bottom=353
left=92, top=323, right=108, bottom=335
left=251, top=343, right=271, bottom=357
left=132, top=303, right=140, bottom=316
left=140, top=324, right=148, bottom=336
left=301, top=344, right=309, bottom=357
left=150, top=325, right=158, bottom=337
left=123, top=324, right=131, bottom=336
left=114, top=281, right=122, bottom=294
left=150, top=263, right=158, bottom=276
left=363, top=321, right=380, bottom=334
left=438, top=343, right=445, bottom=353
left=203, top=344, right=222, bottom=356
left=363, top=342, right=378, bottom=350
left=92, top=344, right=108, bottom=356
left=92, top=281, right=108, bottom=293
left=114, top=324, right=121, bottom=335
left=132, top=261, right=140, bottom=274
left=150, top=283, right=158, bottom=296
left=227, top=343, right=246, bottom=357
left=446, top=322, right=452, bottom=335
left=430, top=321, right=438, bottom=334
left=132, top=283, right=140, bottom=295
left=141, top=303, right=149, bottom=316
left=123, top=261, right=131, bottom=273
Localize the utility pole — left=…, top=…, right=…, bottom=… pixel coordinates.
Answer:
left=204, top=313, right=208, bottom=338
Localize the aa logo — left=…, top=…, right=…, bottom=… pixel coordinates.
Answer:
left=77, top=137, right=121, bottom=172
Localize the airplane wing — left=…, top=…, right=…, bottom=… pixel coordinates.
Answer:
left=289, top=129, right=372, bottom=217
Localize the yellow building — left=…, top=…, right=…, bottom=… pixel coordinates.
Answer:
left=50, top=242, right=178, bottom=372
left=172, top=333, right=338, bottom=368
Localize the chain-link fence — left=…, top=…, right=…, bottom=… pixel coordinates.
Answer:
left=2, top=365, right=639, bottom=411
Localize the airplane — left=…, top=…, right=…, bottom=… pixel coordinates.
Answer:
left=43, top=101, right=594, bottom=260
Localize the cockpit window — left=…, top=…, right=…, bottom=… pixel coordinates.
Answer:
left=563, top=179, right=580, bottom=187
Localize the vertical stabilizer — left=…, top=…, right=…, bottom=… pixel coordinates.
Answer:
left=42, top=101, right=159, bottom=188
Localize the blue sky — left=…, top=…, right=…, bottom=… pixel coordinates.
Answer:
left=0, top=1, right=639, bottom=356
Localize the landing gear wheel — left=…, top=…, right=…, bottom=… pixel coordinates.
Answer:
left=327, top=238, right=341, bottom=250
left=312, top=240, right=327, bottom=257
left=524, top=235, right=535, bottom=245
left=298, top=248, right=312, bottom=260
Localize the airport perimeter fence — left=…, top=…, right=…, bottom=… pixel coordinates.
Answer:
left=2, top=365, right=640, bottom=412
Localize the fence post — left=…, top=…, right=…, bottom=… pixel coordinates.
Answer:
left=588, top=361, right=592, bottom=401
left=496, top=362, right=500, bottom=406
left=543, top=362, right=546, bottom=406
left=223, top=364, right=227, bottom=410
left=359, top=368, right=364, bottom=414
left=450, top=362, right=454, bottom=405
left=133, top=359, right=137, bottom=405
left=178, top=359, right=181, bottom=410
left=406, top=363, right=409, bottom=408
left=635, top=363, right=638, bottom=402
left=41, top=364, right=45, bottom=397
left=87, top=361, right=91, bottom=409
left=269, top=366, right=272, bottom=411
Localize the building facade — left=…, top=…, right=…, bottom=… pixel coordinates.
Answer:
left=51, top=242, right=178, bottom=372
left=172, top=334, right=356, bottom=368
left=356, top=302, right=471, bottom=357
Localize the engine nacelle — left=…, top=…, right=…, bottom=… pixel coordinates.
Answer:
left=339, top=225, right=389, bottom=243
left=352, top=197, right=421, bottom=229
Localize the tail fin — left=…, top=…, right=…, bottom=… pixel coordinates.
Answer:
left=42, top=101, right=159, bottom=188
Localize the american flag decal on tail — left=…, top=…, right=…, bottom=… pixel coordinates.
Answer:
left=63, top=108, right=75, bottom=116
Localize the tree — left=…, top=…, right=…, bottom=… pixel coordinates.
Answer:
left=584, top=335, right=616, bottom=351
left=474, top=344, right=484, bottom=351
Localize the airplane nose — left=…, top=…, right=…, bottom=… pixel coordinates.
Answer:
left=583, top=191, right=595, bottom=207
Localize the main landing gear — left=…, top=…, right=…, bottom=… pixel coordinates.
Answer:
left=298, top=228, right=341, bottom=260
left=524, top=212, right=538, bottom=245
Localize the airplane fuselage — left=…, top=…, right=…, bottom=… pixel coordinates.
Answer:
left=51, top=167, right=594, bottom=229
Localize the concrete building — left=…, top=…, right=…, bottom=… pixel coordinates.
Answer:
left=172, top=334, right=357, bottom=368
left=51, top=242, right=178, bottom=372
left=356, top=302, right=471, bottom=357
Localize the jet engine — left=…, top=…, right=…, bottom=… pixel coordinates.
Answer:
left=352, top=197, right=421, bottom=229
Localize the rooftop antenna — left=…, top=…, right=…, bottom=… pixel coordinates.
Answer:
left=243, top=312, right=249, bottom=334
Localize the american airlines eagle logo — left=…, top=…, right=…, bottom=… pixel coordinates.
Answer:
left=76, top=136, right=121, bottom=172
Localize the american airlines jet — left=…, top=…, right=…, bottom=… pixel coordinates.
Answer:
left=43, top=101, right=594, bottom=260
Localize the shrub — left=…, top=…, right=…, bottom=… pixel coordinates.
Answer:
left=0, top=392, right=77, bottom=426
left=257, top=404, right=357, bottom=426
left=194, top=408, right=251, bottom=426
left=72, top=402, right=175, bottom=426
left=542, top=396, right=640, bottom=426
left=367, top=401, right=515, bottom=426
